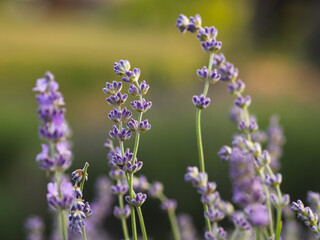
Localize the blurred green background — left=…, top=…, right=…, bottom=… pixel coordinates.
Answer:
left=1, top=0, right=320, bottom=239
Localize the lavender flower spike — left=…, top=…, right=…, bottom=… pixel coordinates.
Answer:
left=114, top=60, right=131, bottom=76
left=192, top=94, right=210, bottom=109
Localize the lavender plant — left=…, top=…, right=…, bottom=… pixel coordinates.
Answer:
left=176, top=13, right=290, bottom=240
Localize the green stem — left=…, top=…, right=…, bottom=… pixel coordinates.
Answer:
left=275, top=209, right=282, bottom=240
left=136, top=207, right=148, bottom=240
left=118, top=188, right=129, bottom=240
left=255, top=228, right=260, bottom=240
left=167, top=209, right=181, bottom=240
left=81, top=226, right=87, bottom=240
left=61, top=209, right=68, bottom=240
left=230, top=228, right=239, bottom=240
left=80, top=162, right=89, bottom=193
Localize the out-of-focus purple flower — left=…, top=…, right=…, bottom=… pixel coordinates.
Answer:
left=234, top=95, right=251, bottom=108
left=47, top=181, right=74, bottom=210
left=178, top=214, right=199, bottom=240
left=106, top=92, right=128, bottom=107
left=209, top=69, right=221, bottom=83
left=114, top=60, right=131, bottom=76
left=113, top=204, right=131, bottom=219
left=161, top=199, right=177, bottom=211
left=218, top=62, right=238, bottom=81
left=218, top=145, right=232, bottom=162
left=307, top=191, right=320, bottom=212
left=212, top=53, right=226, bottom=68
left=201, top=39, right=222, bottom=53
left=108, top=107, right=132, bottom=123
left=227, top=79, right=245, bottom=95
left=265, top=173, right=282, bottom=187
left=217, top=201, right=234, bottom=216
left=71, top=169, right=88, bottom=183
left=133, top=175, right=150, bottom=192
left=176, top=14, right=190, bottom=33
left=109, top=125, right=131, bottom=142
left=126, top=193, right=147, bottom=207
left=138, top=119, right=151, bottom=133
left=184, top=166, right=199, bottom=183
left=197, top=26, right=218, bottom=42
left=103, top=81, right=122, bottom=95
left=111, top=184, right=129, bottom=195
left=228, top=106, right=244, bottom=124
left=245, top=204, right=270, bottom=227
left=192, top=94, right=210, bottom=109
left=270, top=193, right=290, bottom=209
left=127, top=118, right=139, bottom=132
left=232, top=211, right=251, bottom=231
left=267, top=116, right=286, bottom=170
left=205, top=227, right=227, bottom=240
left=187, top=14, right=202, bottom=33
left=36, top=144, right=55, bottom=170
left=201, top=191, right=220, bottom=206
left=122, top=68, right=141, bottom=83
left=25, top=215, right=45, bottom=240
left=55, top=141, right=72, bottom=170
left=148, top=181, right=164, bottom=198
left=204, top=207, right=225, bottom=222
left=131, top=99, right=152, bottom=113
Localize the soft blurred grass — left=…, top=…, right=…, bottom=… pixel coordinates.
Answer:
left=0, top=1, right=320, bottom=239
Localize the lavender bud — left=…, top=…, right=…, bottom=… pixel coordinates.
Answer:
left=112, top=148, right=133, bottom=169
left=184, top=166, right=199, bottom=182
left=126, top=193, right=147, bottom=207
left=127, top=118, right=139, bottom=132
left=201, top=39, right=222, bottom=53
left=218, top=145, right=232, bottom=162
left=47, top=182, right=74, bottom=210
left=212, top=53, right=226, bottom=68
left=256, top=150, right=271, bottom=167
left=216, top=227, right=227, bottom=239
left=218, top=62, right=238, bottom=81
left=139, top=80, right=150, bottom=95
left=187, top=14, right=202, bottom=33
left=114, top=60, right=131, bottom=76
left=109, top=125, right=131, bottom=142
left=176, top=14, right=190, bottom=33
left=265, top=173, right=282, bottom=187
left=103, top=81, right=122, bottom=95
left=122, top=68, right=141, bottom=83
left=113, top=204, right=131, bottom=219
left=35, top=144, right=55, bottom=170
left=68, top=209, right=86, bottom=233
left=70, top=198, right=85, bottom=212
left=205, top=207, right=225, bottom=222
left=131, top=99, right=152, bottom=113
left=192, top=94, right=210, bottom=109
left=128, top=84, right=139, bottom=96
left=73, top=186, right=83, bottom=199
left=111, top=184, right=129, bottom=195
left=138, top=119, right=151, bottom=133
left=234, top=95, right=251, bottom=108
left=227, top=79, right=245, bottom=95
left=71, top=169, right=88, bottom=183
left=197, top=26, right=218, bottom=42
left=148, top=181, right=164, bottom=198
left=108, top=107, right=132, bottom=123
left=197, top=66, right=208, bottom=80
left=248, top=120, right=259, bottom=132
left=83, top=202, right=92, bottom=216
left=201, top=191, right=220, bottom=206
left=161, top=199, right=177, bottom=211
left=106, top=92, right=128, bottom=107
left=123, top=159, right=143, bottom=174
left=109, top=168, right=125, bottom=180
left=209, top=68, right=221, bottom=83
left=232, top=211, right=251, bottom=231
left=217, top=201, right=235, bottom=216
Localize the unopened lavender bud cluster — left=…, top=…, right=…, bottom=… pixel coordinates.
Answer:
left=69, top=163, right=92, bottom=234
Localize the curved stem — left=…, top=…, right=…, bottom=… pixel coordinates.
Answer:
left=81, top=226, right=87, bottom=240
left=136, top=207, right=148, bottom=240
left=118, top=194, right=130, bottom=240
left=230, top=228, right=239, bottom=240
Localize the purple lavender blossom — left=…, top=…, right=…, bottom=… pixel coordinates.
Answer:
left=112, top=148, right=133, bottom=169
left=73, top=186, right=83, bottom=198
left=209, top=69, right=221, bottom=83
left=218, top=145, right=232, bottom=162
left=205, top=227, right=227, bottom=240
left=192, top=94, right=210, bottom=109
left=187, top=14, right=202, bottom=33
left=161, top=199, right=177, bottom=211
left=128, top=80, right=150, bottom=96
left=148, top=181, right=164, bottom=198
left=176, top=14, right=190, bottom=33
left=108, top=107, right=132, bottom=123
left=227, top=79, right=245, bottom=95
left=138, top=119, right=151, bottom=133
left=109, top=125, right=131, bottom=141
left=232, top=211, right=251, bottom=231
left=25, top=215, right=45, bottom=240
left=122, top=68, right=141, bottom=83
left=47, top=181, right=74, bottom=210
left=234, top=95, right=251, bottom=108
left=114, top=60, right=131, bottom=76
left=265, top=173, right=282, bottom=187
left=55, top=141, right=72, bottom=170
left=131, top=98, right=152, bottom=113
left=113, top=204, right=131, bottom=219
left=111, top=184, right=129, bottom=195
left=127, top=118, right=139, bottom=132
left=36, top=144, right=55, bottom=170
left=126, top=193, right=147, bottom=207
left=197, top=66, right=208, bottom=80
left=103, top=81, right=122, bottom=95
left=197, top=26, right=218, bottom=42
left=212, top=53, right=226, bottom=68
left=245, top=204, right=270, bottom=227
left=106, top=92, right=128, bottom=107
left=217, top=62, right=238, bottom=81
left=204, top=207, right=225, bottom=222
left=201, top=39, right=222, bottom=53
left=123, top=158, right=143, bottom=174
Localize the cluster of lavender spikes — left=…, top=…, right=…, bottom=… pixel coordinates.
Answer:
left=177, top=13, right=291, bottom=240
left=103, top=60, right=152, bottom=240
